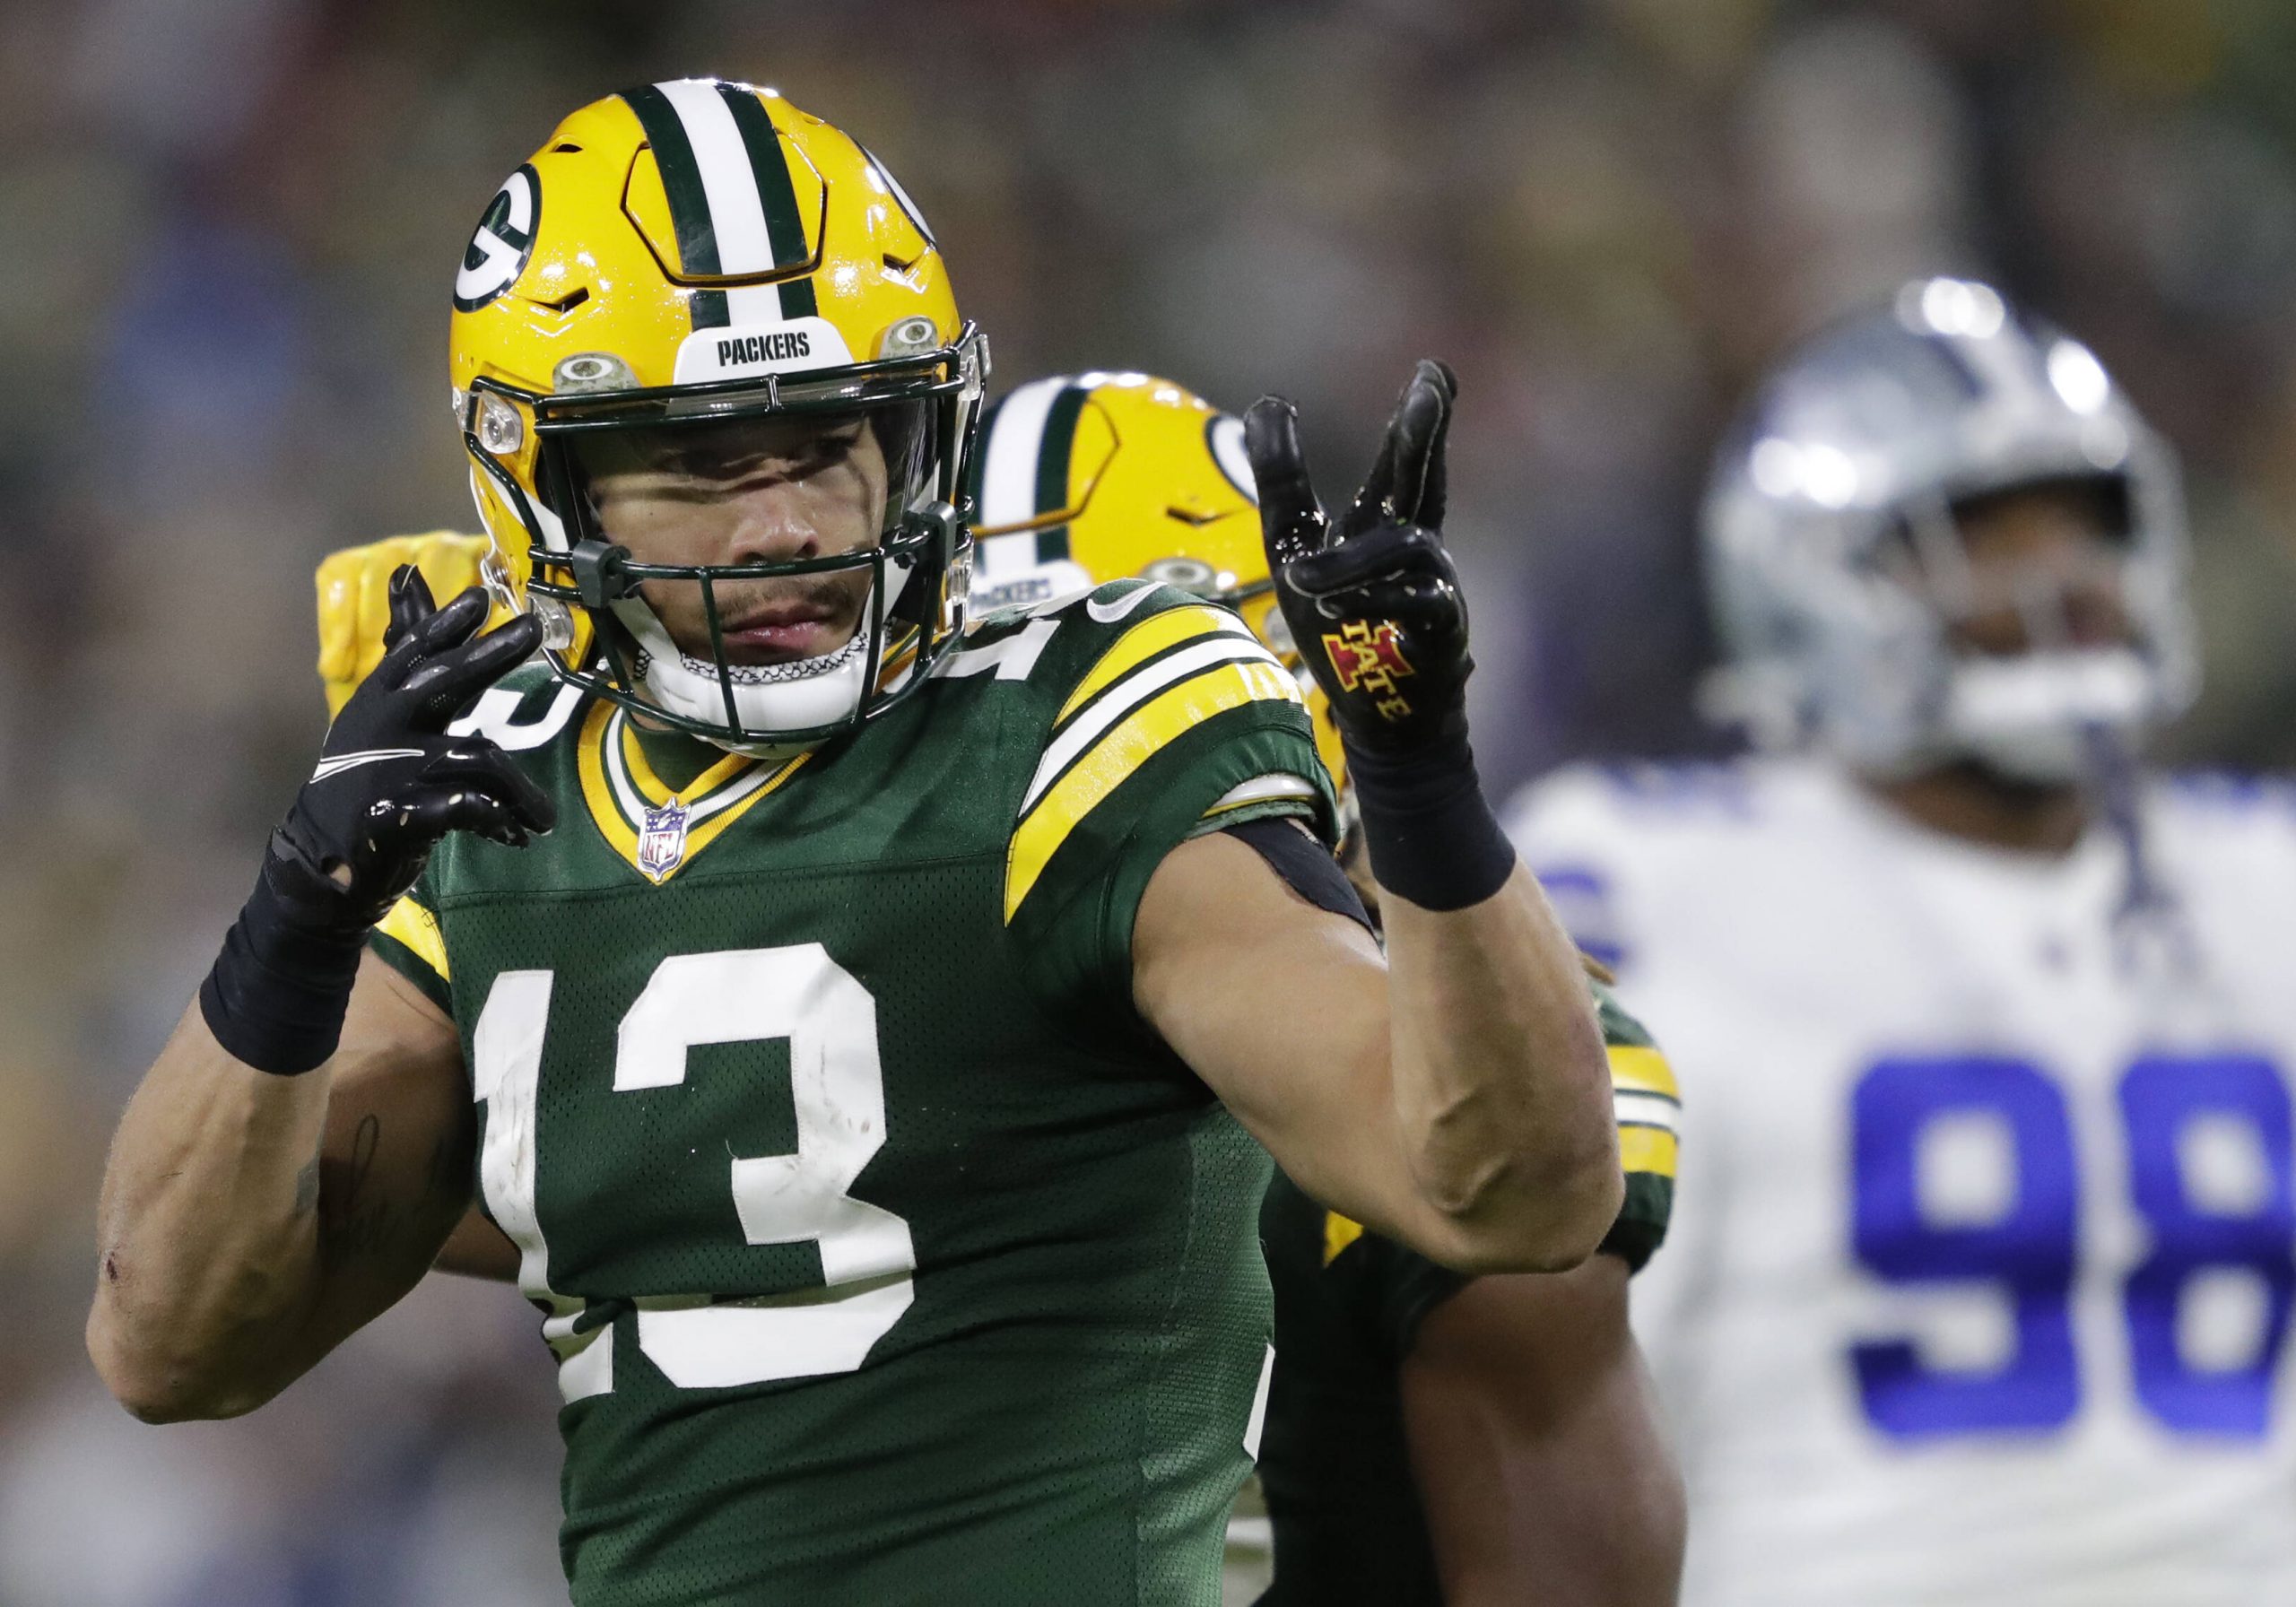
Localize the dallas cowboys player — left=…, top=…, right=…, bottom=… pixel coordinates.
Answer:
left=1508, top=277, right=2296, bottom=1605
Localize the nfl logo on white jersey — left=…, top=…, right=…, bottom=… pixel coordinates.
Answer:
left=1509, top=759, right=2296, bottom=1607
left=637, top=799, right=690, bottom=883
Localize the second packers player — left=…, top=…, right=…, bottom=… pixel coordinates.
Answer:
left=966, top=374, right=1686, bottom=1606
left=90, top=82, right=1620, bottom=1605
left=314, top=370, right=1687, bottom=1605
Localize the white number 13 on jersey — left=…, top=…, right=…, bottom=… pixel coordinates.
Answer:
left=472, top=944, right=917, bottom=1400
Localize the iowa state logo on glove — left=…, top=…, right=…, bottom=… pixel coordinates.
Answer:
left=1245, top=359, right=1470, bottom=760
left=1321, top=620, right=1416, bottom=722
left=1245, top=360, right=1521, bottom=913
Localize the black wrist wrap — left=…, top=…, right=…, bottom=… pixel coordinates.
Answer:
left=1346, top=725, right=1518, bottom=913
left=197, top=840, right=372, bottom=1076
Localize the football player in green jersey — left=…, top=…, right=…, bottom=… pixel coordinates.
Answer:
left=305, top=364, right=1686, bottom=1604
left=88, top=83, right=1621, bottom=1606
left=1254, top=993, right=1683, bottom=1607
left=964, top=372, right=1686, bottom=1606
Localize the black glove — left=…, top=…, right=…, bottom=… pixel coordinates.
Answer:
left=201, top=569, right=552, bottom=1073
left=1244, top=361, right=1515, bottom=911
left=275, top=569, right=554, bottom=925
left=1247, top=358, right=1468, bottom=757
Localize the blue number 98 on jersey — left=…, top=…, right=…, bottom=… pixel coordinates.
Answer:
left=1850, top=1053, right=2296, bottom=1441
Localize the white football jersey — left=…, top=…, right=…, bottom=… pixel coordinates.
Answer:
left=1507, top=757, right=2296, bottom=1607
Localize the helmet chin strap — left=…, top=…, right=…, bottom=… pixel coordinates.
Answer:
left=2077, top=718, right=2200, bottom=980
left=1937, top=648, right=2153, bottom=786
left=1889, top=662, right=2195, bottom=982
left=1908, top=647, right=2193, bottom=977
left=613, top=553, right=918, bottom=757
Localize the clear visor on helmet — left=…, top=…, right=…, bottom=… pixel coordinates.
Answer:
left=564, top=397, right=934, bottom=633
left=466, top=327, right=987, bottom=751
left=524, top=394, right=959, bottom=749
left=568, top=400, right=935, bottom=555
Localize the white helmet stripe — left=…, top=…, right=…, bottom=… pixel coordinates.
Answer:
left=974, top=530, right=1046, bottom=584
left=656, top=80, right=779, bottom=278
left=976, top=377, right=1074, bottom=536
left=647, top=80, right=814, bottom=327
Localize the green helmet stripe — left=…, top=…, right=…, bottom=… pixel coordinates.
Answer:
left=716, top=83, right=818, bottom=321
left=1032, top=383, right=1091, bottom=564
left=622, top=83, right=730, bottom=330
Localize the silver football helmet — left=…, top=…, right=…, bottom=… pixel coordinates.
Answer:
left=1702, top=277, right=2196, bottom=784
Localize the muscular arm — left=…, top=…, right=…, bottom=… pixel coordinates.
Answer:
left=1134, top=830, right=1619, bottom=1273
left=88, top=954, right=474, bottom=1421
left=1399, top=1255, right=1684, bottom=1607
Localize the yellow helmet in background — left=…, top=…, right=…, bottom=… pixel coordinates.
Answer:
left=965, top=372, right=1348, bottom=790
left=449, top=78, right=988, bottom=753
left=317, top=530, right=501, bottom=718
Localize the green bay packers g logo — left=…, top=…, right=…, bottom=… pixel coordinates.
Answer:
left=454, top=164, right=540, bottom=312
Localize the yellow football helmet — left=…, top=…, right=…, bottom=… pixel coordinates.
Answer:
left=965, top=372, right=1347, bottom=789
left=450, top=78, right=988, bottom=753
left=315, top=531, right=498, bottom=717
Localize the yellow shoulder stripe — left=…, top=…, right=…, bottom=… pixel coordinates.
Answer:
left=1323, top=1211, right=1364, bottom=1266
left=1059, top=604, right=1247, bottom=722
left=1607, top=1044, right=1679, bottom=1101
left=1005, top=657, right=1299, bottom=921
left=1620, top=1125, right=1678, bottom=1179
left=376, top=895, right=448, bottom=984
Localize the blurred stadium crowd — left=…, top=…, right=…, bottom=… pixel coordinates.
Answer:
left=6, top=1, right=2296, bottom=1601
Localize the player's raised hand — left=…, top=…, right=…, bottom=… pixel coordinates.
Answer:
left=1247, top=361, right=1518, bottom=912
left=316, top=531, right=498, bottom=717
left=1244, top=360, right=1470, bottom=760
left=281, top=566, right=552, bottom=925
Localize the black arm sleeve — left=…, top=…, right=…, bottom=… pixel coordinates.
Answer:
left=1223, top=815, right=1375, bottom=935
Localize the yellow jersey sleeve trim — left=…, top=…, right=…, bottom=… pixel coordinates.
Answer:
left=1057, top=604, right=1249, bottom=722
left=1619, top=1125, right=1679, bottom=1179
left=1004, top=657, right=1300, bottom=922
left=1607, top=1043, right=1680, bottom=1101
left=376, top=895, right=449, bottom=985
left=1323, top=1211, right=1365, bottom=1266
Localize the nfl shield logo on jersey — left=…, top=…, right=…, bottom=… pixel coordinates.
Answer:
left=637, top=799, right=691, bottom=882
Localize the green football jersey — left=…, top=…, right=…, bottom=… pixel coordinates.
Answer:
left=369, top=581, right=1336, bottom=1607
left=1253, top=981, right=1677, bottom=1607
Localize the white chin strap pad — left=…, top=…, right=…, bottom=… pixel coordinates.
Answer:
left=1941, top=648, right=2154, bottom=783
left=608, top=555, right=917, bottom=750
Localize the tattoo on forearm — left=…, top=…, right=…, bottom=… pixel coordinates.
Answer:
left=318, top=1114, right=396, bottom=1263
left=313, top=1113, right=473, bottom=1266
left=293, top=1159, right=322, bottom=1218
